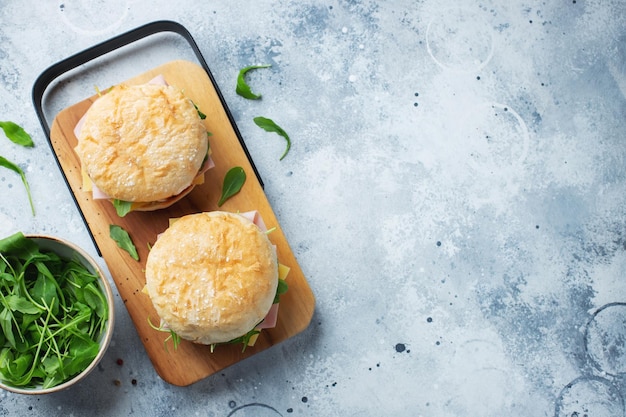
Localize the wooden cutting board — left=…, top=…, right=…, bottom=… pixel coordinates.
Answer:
left=48, top=59, right=315, bottom=386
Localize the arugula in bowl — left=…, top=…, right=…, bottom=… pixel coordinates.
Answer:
left=0, top=232, right=114, bottom=393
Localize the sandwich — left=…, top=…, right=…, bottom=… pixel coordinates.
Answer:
left=74, top=77, right=213, bottom=216
left=144, top=210, right=288, bottom=350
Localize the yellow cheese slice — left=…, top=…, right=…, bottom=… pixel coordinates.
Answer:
left=247, top=332, right=260, bottom=346
left=81, top=166, right=92, bottom=192
left=278, top=263, right=290, bottom=280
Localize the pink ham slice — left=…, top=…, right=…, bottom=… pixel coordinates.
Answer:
left=257, top=303, right=280, bottom=329
left=240, top=210, right=269, bottom=232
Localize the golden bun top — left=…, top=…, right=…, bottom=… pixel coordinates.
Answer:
left=145, top=211, right=279, bottom=345
left=75, top=83, right=209, bottom=202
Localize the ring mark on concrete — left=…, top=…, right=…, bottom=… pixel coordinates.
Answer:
left=426, top=7, right=494, bottom=73
left=462, top=102, right=530, bottom=173
left=554, top=376, right=624, bottom=417
left=59, top=0, right=129, bottom=36
left=584, top=302, right=626, bottom=377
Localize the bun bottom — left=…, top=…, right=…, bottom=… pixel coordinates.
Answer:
left=128, top=182, right=197, bottom=212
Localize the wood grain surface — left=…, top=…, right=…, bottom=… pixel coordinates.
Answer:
left=48, top=60, right=315, bottom=386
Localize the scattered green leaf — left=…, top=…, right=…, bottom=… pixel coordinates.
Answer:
left=192, top=102, right=206, bottom=120
left=0, top=122, right=33, bottom=147
left=253, top=117, right=291, bottom=160
left=236, top=64, right=271, bottom=100
left=274, top=278, right=289, bottom=304
left=148, top=317, right=181, bottom=352
left=109, top=225, right=139, bottom=261
left=112, top=199, right=132, bottom=217
left=0, top=156, right=35, bottom=216
left=0, top=232, right=109, bottom=389
left=218, top=166, right=246, bottom=207
left=213, top=327, right=261, bottom=353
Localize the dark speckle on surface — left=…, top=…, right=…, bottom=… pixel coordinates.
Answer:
left=395, top=343, right=410, bottom=353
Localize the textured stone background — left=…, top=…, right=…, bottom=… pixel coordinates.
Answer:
left=0, top=1, right=625, bottom=416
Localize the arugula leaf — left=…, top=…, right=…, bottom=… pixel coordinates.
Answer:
left=0, top=156, right=35, bottom=216
left=0, top=122, right=33, bottom=147
left=6, top=296, right=41, bottom=315
left=32, top=272, right=59, bottom=309
left=0, top=309, right=16, bottom=349
left=83, top=283, right=107, bottom=318
left=147, top=317, right=181, bottom=352
left=0, top=232, right=38, bottom=259
left=274, top=278, right=288, bottom=304
left=216, top=328, right=261, bottom=353
left=253, top=117, right=291, bottom=160
left=218, top=166, right=246, bottom=207
left=63, top=338, right=99, bottom=376
left=112, top=199, right=132, bottom=217
left=236, top=64, right=271, bottom=100
left=109, top=225, right=139, bottom=261
left=192, top=102, right=206, bottom=120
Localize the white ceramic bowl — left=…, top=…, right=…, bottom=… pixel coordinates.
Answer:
left=0, top=235, right=115, bottom=394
